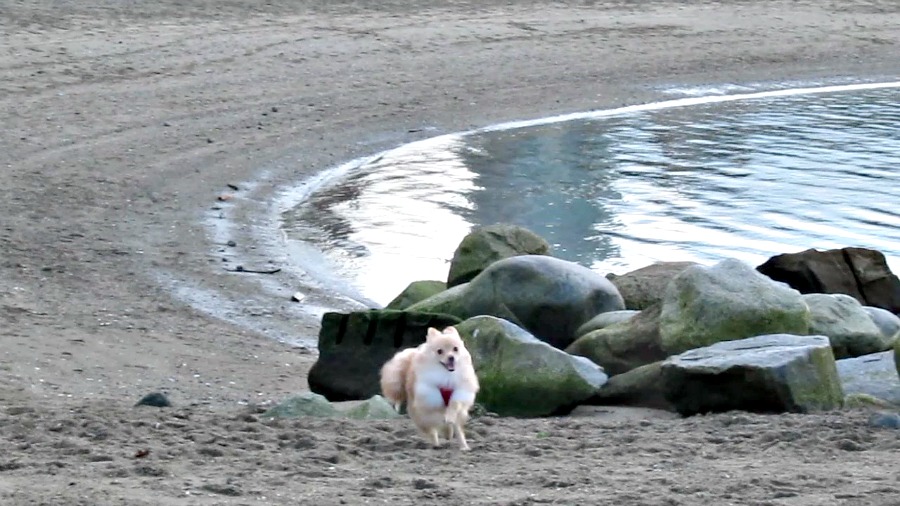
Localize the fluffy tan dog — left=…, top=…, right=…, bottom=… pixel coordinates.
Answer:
left=379, top=326, right=480, bottom=451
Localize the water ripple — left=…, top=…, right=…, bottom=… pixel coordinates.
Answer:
left=282, top=83, right=900, bottom=305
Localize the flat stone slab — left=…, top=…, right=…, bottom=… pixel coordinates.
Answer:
left=661, top=334, right=844, bottom=416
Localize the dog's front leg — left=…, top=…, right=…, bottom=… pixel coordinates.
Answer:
left=444, top=400, right=471, bottom=451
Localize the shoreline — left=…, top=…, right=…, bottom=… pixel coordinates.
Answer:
left=265, top=77, right=900, bottom=312
left=2, top=1, right=900, bottom=503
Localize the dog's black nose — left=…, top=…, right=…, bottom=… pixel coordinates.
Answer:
left=447, top=356, right=455, bottom=364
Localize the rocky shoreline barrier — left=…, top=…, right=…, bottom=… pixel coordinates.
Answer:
left=302, top=224, right=900, bottom=419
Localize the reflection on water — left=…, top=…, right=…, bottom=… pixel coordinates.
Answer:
left=283, top=86, right=900, bottom=305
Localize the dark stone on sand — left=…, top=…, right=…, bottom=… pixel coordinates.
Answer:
left=307, top=310, right=461, bottom=401
left=135, top=392, right=171, bottom=408
left=757, top=247, right=900, bottom=314
left=661, top=334, right=844, bottom=416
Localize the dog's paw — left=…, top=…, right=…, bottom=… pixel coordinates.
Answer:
left=459, top=444, right=471, bottom=452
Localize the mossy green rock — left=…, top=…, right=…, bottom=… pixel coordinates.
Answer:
left=804, top=293, right=892, bottom=359
left=660, top=258, right=810, bottom=355
left=342, top=395, right=402, bottom=420
left=574, top=310, right=640, bottom=338
left=566, top=304, right=665, bottom=376
left=447, top=224, right=551, bottom=288
left=263, top=393, right=341, bottom=418
left=661, top=334, right=844, bottom=416
left=411, top=255, right=625, bottom=349
left=456, top=316, right=608, bottom=417
left=385, top=280, right=447, bottom=310
left=843, top=393, right=892, bottom=410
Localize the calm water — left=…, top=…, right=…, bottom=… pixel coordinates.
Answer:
left=282, top=84, right=900, bottom=305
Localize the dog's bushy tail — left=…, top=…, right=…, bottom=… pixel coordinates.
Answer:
left=379, top=347, right=416, bottom=409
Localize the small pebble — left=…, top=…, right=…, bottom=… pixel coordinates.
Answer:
left=136, top=392, right=171, bottom=408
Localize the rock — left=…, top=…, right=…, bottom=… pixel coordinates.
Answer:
left=384, top=280, right=447, bottom=310
left=844, top=393, right=892, bottom=410
left=804, top=293, right=892, bottom=358
left=263, top=393, right=340, bottom=418
left=896, top=337, right=900, bottom=381
left=590, top=362, right=672, bottom=411
left=660, top=258, right=810, bottom=355
left=566, top=304, right=664, bottom=376
left=864, top=306, right=900, bottom=342
left=456, top=316, right=608, bottom=417
left=757, top=247, right=900, bottom=314
left=307, top=310, right=462, bottom=401
left=411, top=255, right=625, bottom=349
left=661, top=334, right=844, bottom=416
left=446, top=224, right=551, bottom=288
left=606, top=262, right=699, bottom=310
left=574, top=310, right=640, bottom=338
left=836, top=351, right=900, bottom=407
left=867, top=412, right=900, bottom=429
left=135, top=392, right=171, bottom=408
left=340, top=395, right=402, bottom=420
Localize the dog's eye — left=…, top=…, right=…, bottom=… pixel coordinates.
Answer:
left=436, top=349, right=443, bottom=355
left=453, top=346, right=458, bottom=352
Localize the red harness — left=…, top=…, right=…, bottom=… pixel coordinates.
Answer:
left=439, top=387, right=454, bottom=407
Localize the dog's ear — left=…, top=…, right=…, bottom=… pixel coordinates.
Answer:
left=425, top=327, right=440, bottom=342
left=442, top=326, right=459, bottom=337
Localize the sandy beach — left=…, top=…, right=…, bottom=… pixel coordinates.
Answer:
left=2, top=0, right=899, bottom=504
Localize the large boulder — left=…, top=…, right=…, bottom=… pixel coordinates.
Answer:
left=757, top=247, right=900, bottom=314
left=590, top=361, right=672, bottom=411
left=661, top=334, right=844, bottom=416
left=574, top=310, right=640, bottom=338
left=447, top=224, right=551, bottom=288
left=836, top=352, right=900, bottom=407
left=606, top=262, right=699, bottom=310
left=803, top=293, right=893, bottom=359
left=410, top=255, right=625, bottom=349
left=566, top=304, right=664, bottom=376
left=456, top=316, right=608, bottom=417
left=864, top=306, right=900, bottom=342
left=660, top=258, right=810, bottom=355
left=308, top=310, right=461, bottom=401
left=385, top=280, right=446, bottom=310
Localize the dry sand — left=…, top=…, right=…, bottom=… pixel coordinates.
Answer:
left=1, top=0, right=899, bottom=504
